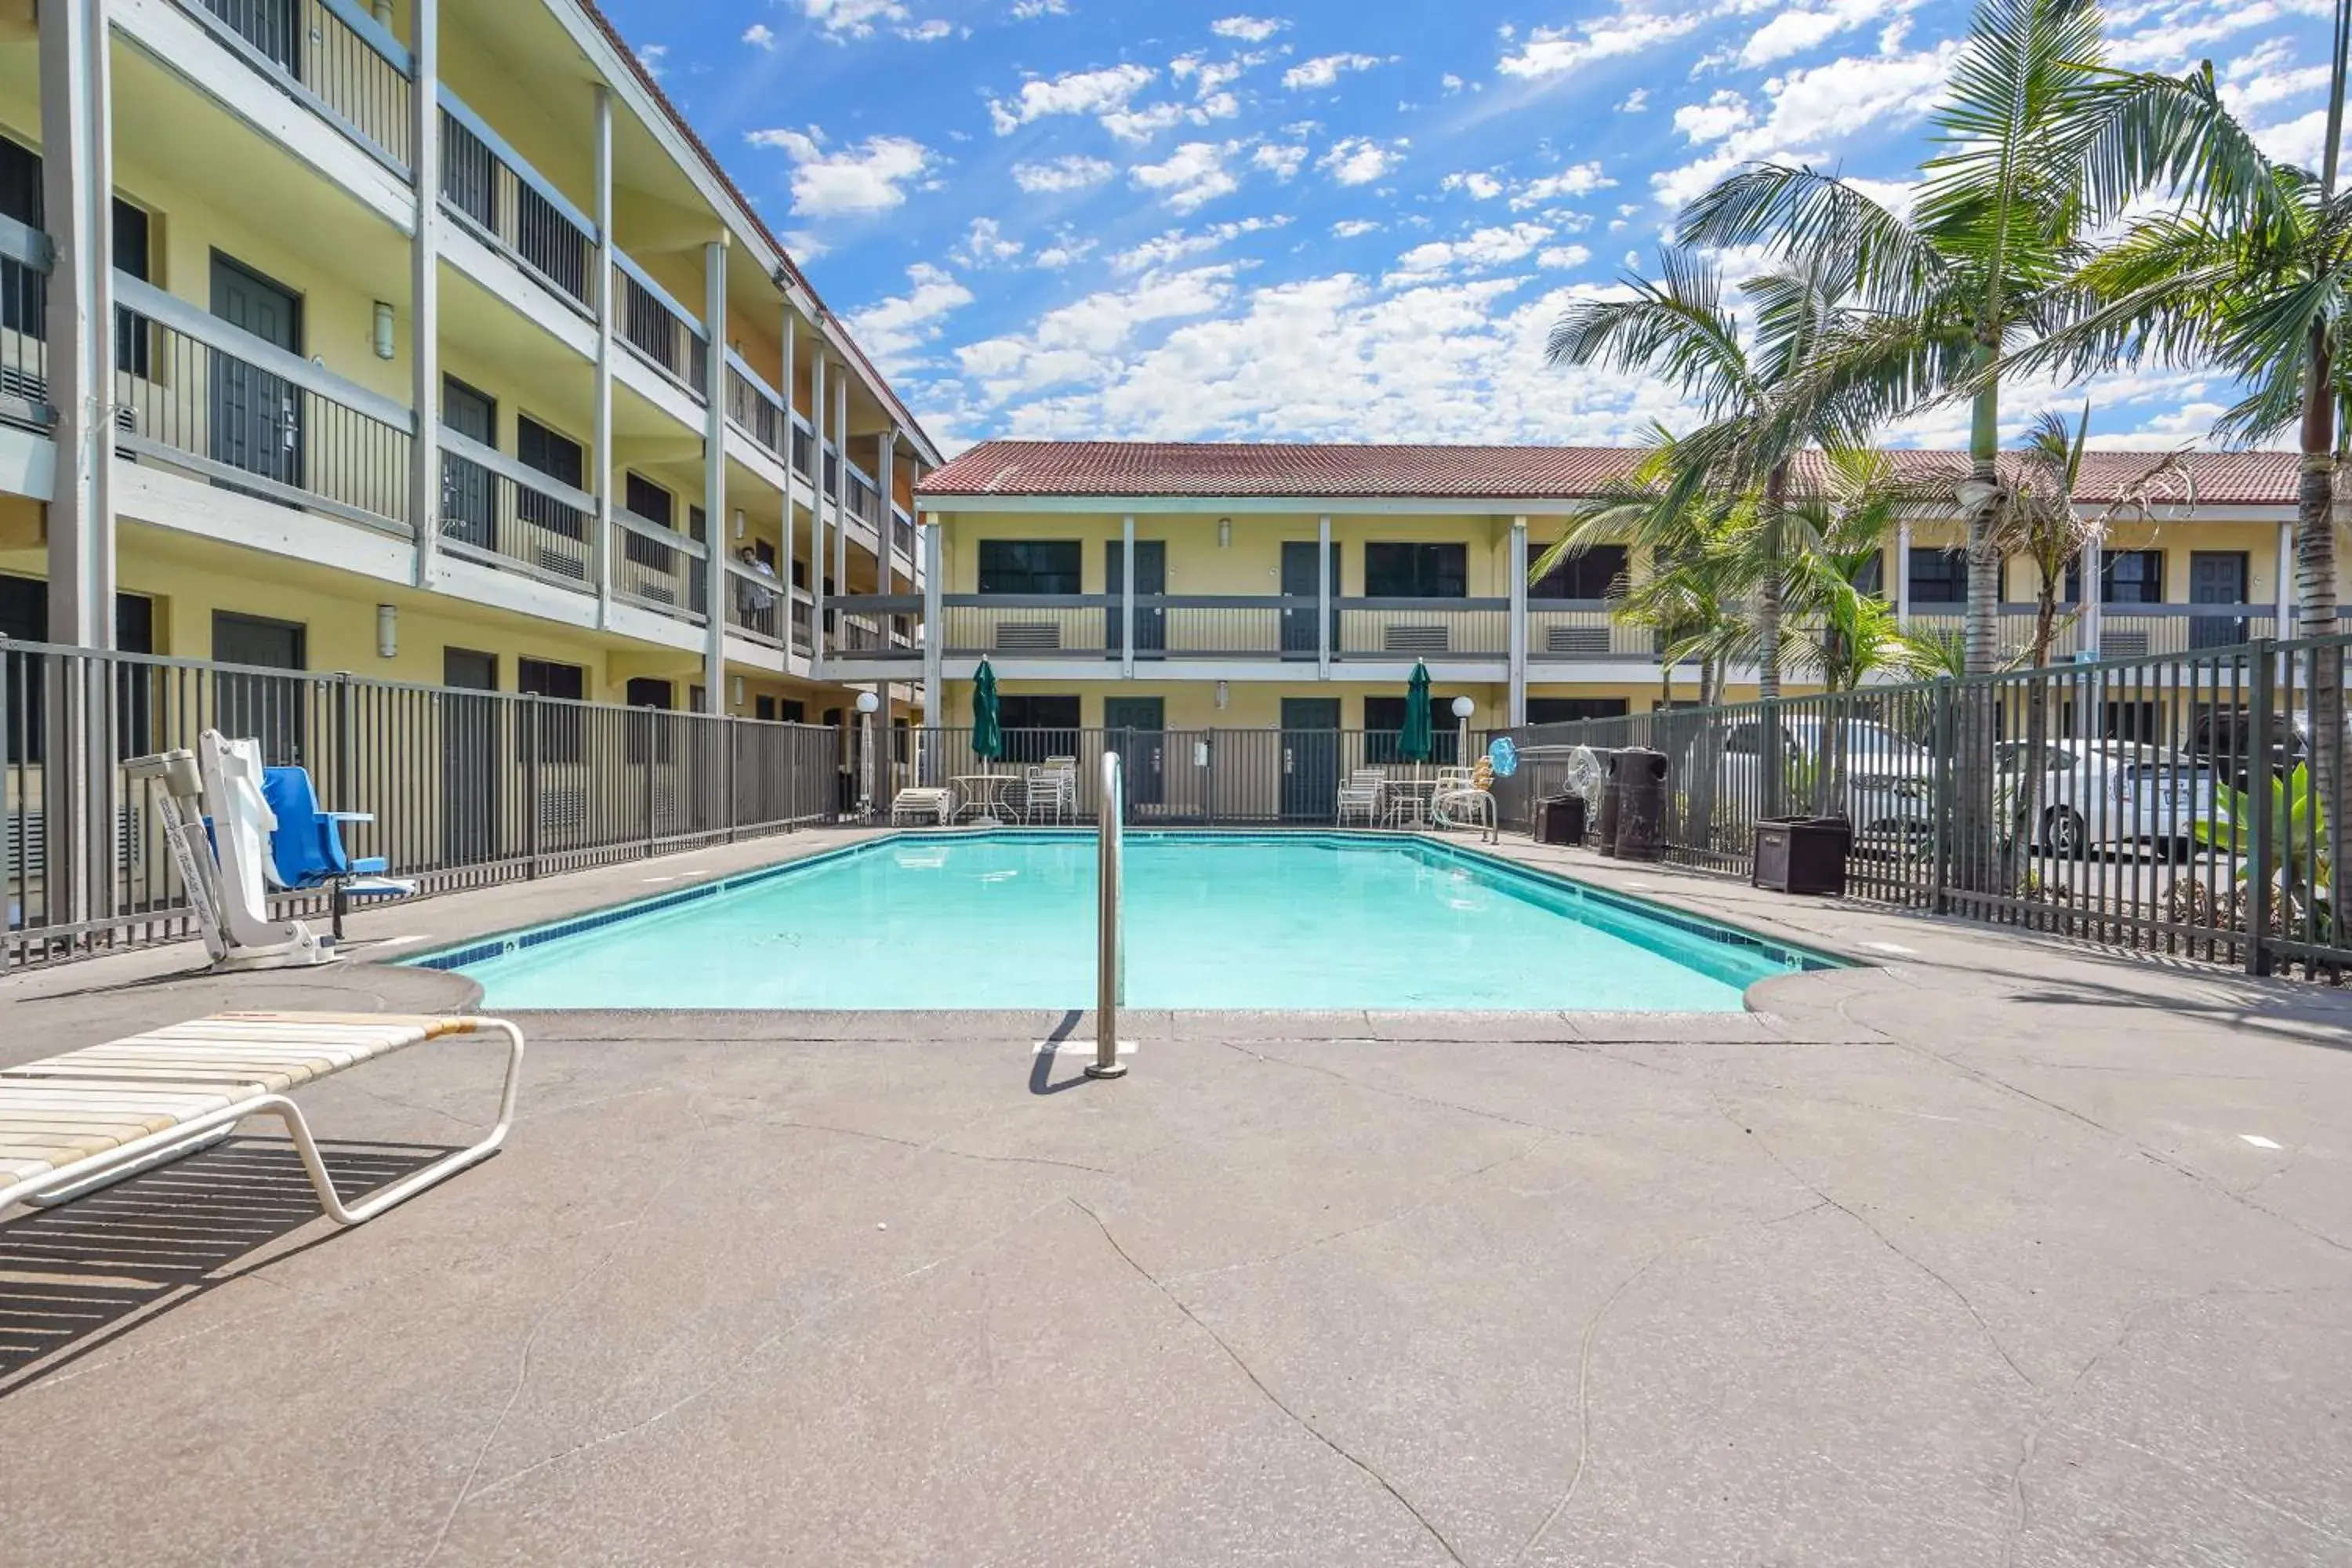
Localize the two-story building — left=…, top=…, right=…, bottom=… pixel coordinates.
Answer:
left=825, top=441, right=2311, bottom=777
left=0, top=0, right=932, bottom=731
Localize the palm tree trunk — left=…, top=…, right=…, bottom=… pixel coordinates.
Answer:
left=1954, top=359, right=2004, bottom=892
left=2296, top=314, right=2345, bottom=942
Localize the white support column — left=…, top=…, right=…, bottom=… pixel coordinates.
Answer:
left=2078, top=533, right=2103, bottom=663
left=41, top=0, right=114, bottom=647
left=832, top=376, right=849, bottom=597
left=1120, top=514, right=1136, bottom=679
left=922, top=511, right=944, bottom=727
left=2278, top=519, right=2295, bottom=633
left=781, top=305, right=797, bottom=478
left=1316, top=514, right=1332, bottom=678
left=1895, top=520, right=1913, bottom=629
left=408, top=0, right=441, bottom=587
left=702, top=238, right=728, bottom=715
left=1507, top=517, right=1529, bottom=727
left=590, top=85, right=613, bottom=626
left=810, top=350, right=826, bottom=666
left=876, top=430, right=898, bottom=596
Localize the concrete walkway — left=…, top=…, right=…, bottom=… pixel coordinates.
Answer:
left=2, top=828, right=2348, bottom=1565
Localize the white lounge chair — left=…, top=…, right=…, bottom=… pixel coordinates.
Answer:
left=890, top=764, right=955, bottom=826
left=0, top=1011, right=525, bottom=1224
left=1432, top=766, right=1499, bottom=842
left=1336, top=768, right=1384, bottom=827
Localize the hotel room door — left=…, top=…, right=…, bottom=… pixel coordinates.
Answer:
left=1281, top=698, right=1340, bottom=821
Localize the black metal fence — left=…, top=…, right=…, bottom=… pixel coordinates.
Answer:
left=3, top=641, right=843, bottom=969
left=1484, top=634, right=2351, bottom=979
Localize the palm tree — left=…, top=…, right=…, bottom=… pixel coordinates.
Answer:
left=1678, top=0, right=2274, bottom=881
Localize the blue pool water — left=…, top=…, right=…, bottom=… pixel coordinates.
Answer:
left=425, top=834, right=1833, bottom=1011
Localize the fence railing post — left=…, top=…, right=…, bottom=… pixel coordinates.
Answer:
left=521, top=693, right=541, bottom=877
left=2246, top=641, right=2275, bottom=978
left=1930, top=676, right=1955, bottom=916
left=724, top=716, right=739, bottom=843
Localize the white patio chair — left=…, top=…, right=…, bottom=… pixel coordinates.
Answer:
left=1335, top=768, right=1384, bottom=827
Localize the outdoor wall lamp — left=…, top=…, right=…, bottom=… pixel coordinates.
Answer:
left=1217, top=517, right=1232, bottom=547
left=372, top=301, right=395, bottom=361
left=731, top=675, right=745, bottom=707
left=1214, top=680, right=1230, bottom=710
left=1451, top=696, right=1475, bottom=719
left=733, top=509, right=746, bottom=540
left=376, top=604, right=397, bottom=659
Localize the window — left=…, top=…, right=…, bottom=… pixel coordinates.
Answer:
left=1908, top=547, right=1966, bottom=604
left=1529, top=545, right=1625, bottom=601
left=1363, top=695, right=1463, bottom=764
left=779, top=699, right=807, bottom=724
left=754, top=695, right=776, bottom=722
left=1724, top=723, right=1763, bottom=757
left=2063, top=549, right=2165, bottom=605
left=517, top=415, right=586, bottom=542
left=625, top=677, right=674, bottom=710
left=1526, top=697, right=1629, bottom=725
left=1363, top=543, right=1468, bottom=599
left=0, top=138, right=151, bottom=372
left=622, top=473, right=679, bottom=583
left=518, top=656, right=586, bottom=762
left=1849, top=550, right=1885, bottom=597
left=997, top=694, right=1080, bottom=764
left=978, top=540, right=1082, bottom=596
left=624, top=473, right=673, bottom=528
left=113, top=198, right=151, bottom=377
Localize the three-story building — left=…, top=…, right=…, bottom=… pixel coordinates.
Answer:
left=0, top=0, right=934, bottom=729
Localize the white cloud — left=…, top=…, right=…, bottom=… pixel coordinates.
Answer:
left=1674, top=89, right=1756, bottom=143
left=1392, top=222, right=1553, bottom=276
left=1033, top=232, right=1098, bottom=269
left=1441, top=73, right=1467, bottom=93
left=1650, top=37, right=1957, bottom=209
left=1320, top=136, right=1401, bottom=186
left=1132, top=140, right=1243, bottom=212
left=1210, top=15, right=1286, bottom=42
left=958, top=265, right=1239, bottom=397
left=745, top=127, right=935, bottom=216
left=1102, top=100, right=1189, bottom=141
left=989, top=63, right=1156, bottom=136
left=1011, top=0, right=1069, bottom=16
left=1510, top=160, right=1615, bottom=209
left=1012, top=154, right=1116, bottom=194
left=1443, top=170, right=1506, bottom=200
left=898, top=18, right=953, bottom=41
left=1618, top=88, right=1649, bottom=112
left=742, top=24, right=776, bottom=49
left=1111, top=216, right=1290, bottom=274
left=1741, top=0, right=1916, bottom=67
left=845, top=263, right=974, bottom=372
left=1283, top=53, right=1388, bottom=91
left=794, top=0, right=910, bottom=42
left=1538, top=244, right=1592, bottom=269
left=954, top=217, right=1024, bottom=267
left=1252, top=143, right=1308, bottom=180
left=1497, top=12, right=1703, bottom=81
left=635, top=44, right=668, bottom=79
left=1332, top=219, right=1381, bottom=238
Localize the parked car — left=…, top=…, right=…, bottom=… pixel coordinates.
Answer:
left=1995, top=739, right=2216, bottom=858
left=1715, top=717, right=1934, bottom=844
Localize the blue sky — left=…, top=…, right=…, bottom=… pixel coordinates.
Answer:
left=603, top=0, right=2340, bottom=456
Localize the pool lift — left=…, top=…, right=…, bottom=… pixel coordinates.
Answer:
left=126, top=732, right=339, bottom=970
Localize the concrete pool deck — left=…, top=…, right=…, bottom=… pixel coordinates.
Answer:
left=2, top=827, right=2349, bottom=1564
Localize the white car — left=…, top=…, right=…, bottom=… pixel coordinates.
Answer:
left=1995, top=739, right=2216, bottom=858
left=1714, top=717, right=1935, bottom=841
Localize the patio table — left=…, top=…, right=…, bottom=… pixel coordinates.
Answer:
left=952, top=774, right=1016, bottom=823
left=1381, top=775, right=1440, bottom=828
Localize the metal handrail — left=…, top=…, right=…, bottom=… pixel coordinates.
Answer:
left=1091, top=750, right=1127, bottom=1080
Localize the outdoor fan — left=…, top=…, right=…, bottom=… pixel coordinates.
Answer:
left=1566, top=746, right=1609, bottom=812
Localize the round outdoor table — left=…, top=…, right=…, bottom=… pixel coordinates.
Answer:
left=952, top=774, right=1016, bottom=823
left=1381, top=776, right=1440, bottom=827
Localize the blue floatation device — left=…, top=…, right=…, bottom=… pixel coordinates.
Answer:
left=1486, top=736, right=1519, bottom=777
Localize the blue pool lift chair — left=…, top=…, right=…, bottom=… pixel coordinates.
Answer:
left=260, top=766, right=418, bottom=939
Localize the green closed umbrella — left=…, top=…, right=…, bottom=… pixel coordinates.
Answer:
left=1399, top=660, right=1434, bottom=765
left=971, top=659, right=1003, bottom=768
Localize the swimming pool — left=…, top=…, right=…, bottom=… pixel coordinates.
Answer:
left=419, top=833, right=1836, bottom=1011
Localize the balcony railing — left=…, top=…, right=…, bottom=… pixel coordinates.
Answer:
left=847, top=465, right=881, bottom=528
left=1526, top=601, right=1654, bottom=662
left=438, top=96, right=596, bottom=315
left=188, top=0, right=414, bottom=172
left=613, top=255, right=709, bottom=401
left=112, top=272, right=413, bottom=535
left=437, top=427, right=593, bottom=590
left=1910, top=603, right=2282, bottom=661
left=724, top=559, right=786, bottom=647
left=611, top=509, right=708, bottom=624
left=724, top=354, right=789, bottom=466
left=0, top=213, right=51, bottom=430
left=790, top=415, right=813, bottom=481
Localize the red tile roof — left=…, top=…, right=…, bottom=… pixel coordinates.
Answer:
left=918, top=441, right=2303, bottom=507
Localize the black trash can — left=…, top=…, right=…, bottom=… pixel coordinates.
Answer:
left=1535, top=794, right=1587, bottom=846
left=1611, top=746, right=1668, bottom=862
left=1753, top=816, right=1852, bottom=895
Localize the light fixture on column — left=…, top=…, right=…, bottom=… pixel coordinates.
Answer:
left=372, top=301, right=395, bottom=361
left=372, top=1, right=393, bottom=30
left=1214, top=680, right=1229, bottom=710
left=855, top=691, right=880, bottom=822
left=1452, top=695, right=1475, bottom=763
left=732, top=509, right=746, bottom=540
left=376, top=604, right=397, bottom=659
left=731, top=675, right=745, bottom=707
left=1217, top=517, right=1232, bottom=548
